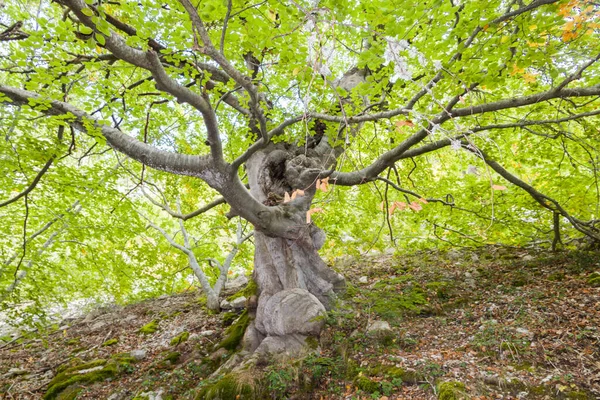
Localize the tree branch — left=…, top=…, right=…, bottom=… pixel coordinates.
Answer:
left=0, top=156, right=54, bottom=208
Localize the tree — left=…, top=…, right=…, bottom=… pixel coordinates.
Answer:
left=1, top=0, right=599, bottom=353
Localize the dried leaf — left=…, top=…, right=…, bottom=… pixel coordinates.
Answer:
left=306, top=207, right=323, bottom=223
left=283, top=192, right=291, bottom=203
left=408, top=201, right=423, bottom=211
left=492, top=185, right=507, bottom=191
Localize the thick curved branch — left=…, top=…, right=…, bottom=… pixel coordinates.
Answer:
left=0, top=156, right=54, bottom=208
left=468, top=147, right=599, bottom=241
left=0, top=85, right=216, bottom=181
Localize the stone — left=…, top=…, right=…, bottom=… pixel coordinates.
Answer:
left=139, top=389, right=164, bottom=400
left=90, top=321, right=106, bottom=331
left=199, top=330, right=215, bottom=337
left=367, top=320, right=392, bottom=334
left=447, top=250, right=462, bottom=260
left=131, top=349, right=147, bottom=361
left=230, top=296, right=247, bottom=310
left=220, top=299, right=232, bottom=310
left=261, top=289, right=326, bottom=336
left=225, top=275, right=248, bottom=291
left=241, top=322, right=264, bottom=353
left=522, top=255, right=534, bottom=261
left=3, top=368, right=28, bottom=378
left=359, top=276, right=368, bottom=284
left=255, top=334, right=309, bottom=356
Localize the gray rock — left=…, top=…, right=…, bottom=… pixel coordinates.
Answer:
left=242, top=322, right=265, bottom=353
left=367, top=320, right=391, bottom=334
left=139, top=389, right=164, bottom=400
left=255, top=334, right=309, bottom=356
left=522, top=255, right=534, bottom=261
left=261, top=289, right=326, bottom=336
left=231, top=296, right=247, bottom=310
left=447, top=250, right=461, bottom=260
left=220, top=299, right=232, bottom=310
left=131, top=349, right=147, bottom=361
left=3, top=368, right=28, bottom=378
left=358, top=276, right=368, bottom=284
left=225, top=275, right=248, bottom=291
left=90, top=321, right=106, bottom=331
left=199, top=330, right=215, bottom=337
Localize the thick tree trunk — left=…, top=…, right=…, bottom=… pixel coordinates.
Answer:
left=242, top=145, right=345, bottom=354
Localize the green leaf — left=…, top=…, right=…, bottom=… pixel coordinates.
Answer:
left=81, top=7, right=94, bottom=17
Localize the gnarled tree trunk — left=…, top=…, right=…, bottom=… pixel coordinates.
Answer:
left=242, top=145, right=345, bottom=354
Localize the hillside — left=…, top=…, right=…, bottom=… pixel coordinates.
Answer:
left=1, top=247, right=599, bottom=399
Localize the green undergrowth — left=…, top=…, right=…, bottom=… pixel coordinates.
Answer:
left=138, top=320, right=159, bottom=335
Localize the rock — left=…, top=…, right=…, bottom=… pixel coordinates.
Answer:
left=367, top=320, right=392, bottom=334
left=261, top=289, right=326, bottom=336
left=220, top=299, right=232, bottom=310
left=447, top=250, right=462, bottom=260
left=131, top=349, right=147, bottom=361
left=3, top=368, right=28, bottom=378
left=199, top=330, right=215, bottom=337
left=209, top=347, right=228, bottom=362
left=255, top=334, right=310, bottom=356
left=471, top=254, right=480, bottom=262
left=515, top=327, right=532, bottom=336
left=230, top=296, right=247, bottom=310
left=522, top=255, right=534, bottom=261
left=139, top=389, right=164, bottom=400
left=225, top=275, right=248, bottom=291
left=242, top=322, right=265, bottom=353
left=358, top=276, right=368, bottom=284
left=90, top=321, right=107, bottom=331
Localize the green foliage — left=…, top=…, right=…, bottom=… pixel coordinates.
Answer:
left=195, top=373, right=257, bottom=400
left=0, top=0, right=599, bottom=325
left=101, top=338, right=118, bottom=347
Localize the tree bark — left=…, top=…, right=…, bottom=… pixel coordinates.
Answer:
left=242, top=145, right=345, bottom=353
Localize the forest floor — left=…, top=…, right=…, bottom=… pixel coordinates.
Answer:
left=0, top=246, right=599, bottom=399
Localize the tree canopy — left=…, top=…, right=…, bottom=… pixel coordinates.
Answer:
left=1, top=0, right=599, bottom=324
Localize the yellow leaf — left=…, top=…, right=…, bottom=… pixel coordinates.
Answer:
left=529, top=24, right=537, bottom=31
left=267, top=9, right=277, bottom=22
left=292, top=67, right=301, bottom=76
left=523, top=73, right=537, bottom=83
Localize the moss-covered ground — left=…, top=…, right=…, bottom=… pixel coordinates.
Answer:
left=1, top=247, right=598, bottom=399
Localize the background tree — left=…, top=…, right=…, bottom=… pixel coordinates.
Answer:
left=1, top=0, right=599, bottom=352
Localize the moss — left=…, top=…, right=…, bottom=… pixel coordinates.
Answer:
left=56, top=385, right=83, bottom=400
left=226, top=278, right=258, bottom=302
left=305, top=336, right=319, bottom=350
left=215, top=310, right=251, bottom=351
left=110, top=352, right=138, bottom=365
left=437, top=381, right=468, bottom=400
left=222, top=311, right=239, bottom=326
left=162, top=351, right=181, bottom=364
left=138, top=320, right=159, bottom=335
left=565, top=391, right=592, bottom=399
left=44, top=360, right=117, bottom=400
left=195, top=373, right=257, bottom=400
left=102, top=338, right=118, bottom=347
left=548, top=272, right=566, bottom=282
left=65, top=338, right=80, bottom=346
left=354, top=376, right=380, bottom=393
left=368, top=365, right=422, bottom=385
left=170, top=331, right=190, bottom=346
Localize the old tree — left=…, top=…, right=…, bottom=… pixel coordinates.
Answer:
left=1, top=0, right=599, bottom=354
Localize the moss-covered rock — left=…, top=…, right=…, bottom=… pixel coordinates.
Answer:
left=138, top=320, right=159, bottom=335
left=354, top=375, right=380, bottom=393
left=368, top=364, right=423, bottom=385
left=170, top=331, right=190, bottom=346
left=55, top=385, right=83, bottom=400
left=162, top=351, right=181, bottom=364
left=437, top=381, right=469, bottom=400
left=195, top=373, right=258, bottom=400
left=226, top=278, right=257, bottom=302
left=221, top=311, right=239, bottom=326
left=215, top=310, right=251, bottom=351
left=44, top=359, right=117, bottom=400
left=102, top=338, right=118, bottom=347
